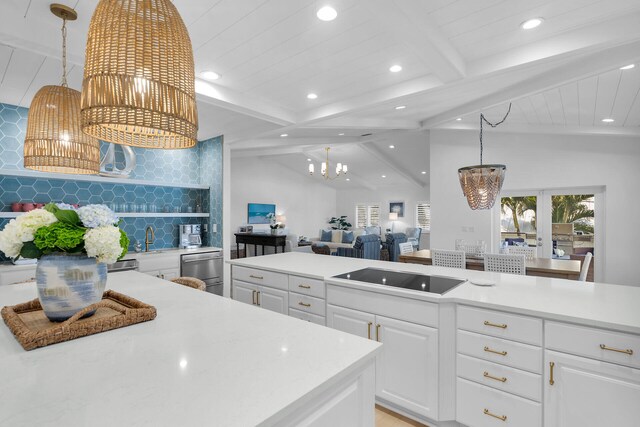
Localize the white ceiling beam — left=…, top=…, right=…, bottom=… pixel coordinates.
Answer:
left=306, top=117, right=420, bottom=130
left=230, top=137, right=362, bottom=152
left=357, top=141, right=424, bottom=189
left=435, top=122, right=640, bottom=138
left=421, top=40, right=640, bottom=129
left=365, top=0, right=466, bottom=82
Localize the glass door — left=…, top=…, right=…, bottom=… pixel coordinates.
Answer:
left=499, top=193, right=541, bottom=256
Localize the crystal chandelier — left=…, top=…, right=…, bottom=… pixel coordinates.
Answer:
left=23, top=4, right=100, bottom=175
left=309, top=147, right=348, bottom=180
left=458, top=103, right=511, bottom=210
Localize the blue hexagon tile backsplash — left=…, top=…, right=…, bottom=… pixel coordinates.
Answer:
left=0, top=102, right=223, bottom=260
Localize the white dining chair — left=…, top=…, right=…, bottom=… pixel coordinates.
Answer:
left=485, top=253, right=526, bottom=275
left=578, top=252, right=593, bottom=282
left=432, top=249, right=466, bottom=269
left=398, top=242, right=415, bottom=255
left=506, top=245, right=537, bottom=260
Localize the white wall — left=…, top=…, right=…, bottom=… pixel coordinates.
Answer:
left=430, top=129, right=640, bottom=286
left=335, top=187, right=431, bottom=248
left=230, top=157, right=337, bottom=241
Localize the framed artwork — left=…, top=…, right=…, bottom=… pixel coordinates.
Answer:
left=389, top=201, right=405, bottom=218
left=247, top=203, right=276, bottom=224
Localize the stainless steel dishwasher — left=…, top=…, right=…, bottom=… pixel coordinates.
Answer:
left=180, top=251, right=223, bottom=295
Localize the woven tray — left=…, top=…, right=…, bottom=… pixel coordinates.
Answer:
left=1, top=290, right=157, bottom=351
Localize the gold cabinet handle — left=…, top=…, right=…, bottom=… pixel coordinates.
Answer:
left=549, top=362, right=555, bottom=385
left=251, top=290, right=257, bottom=305
left=367, top=322, right=372, bottom=340
left=484, top=320, right=507, bottom=329
left=256, top=291, right=260, bottom=306
left=298, top=284, right=311, bottom=289
left=484, top=409, right=507, bottom=421
left=249, top=275, right=263, bottom=280
left=600, top=344, right=633, bottom=355
left=376, top=324, right=381, bottom=342
left=298, top=302, right=311, bottom=307
left=484, top=346, right=507, bottom=356
left=483, top=371, right=507, bottom=383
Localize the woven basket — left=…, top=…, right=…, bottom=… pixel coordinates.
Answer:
left=171, top=277, right=206, bottom=291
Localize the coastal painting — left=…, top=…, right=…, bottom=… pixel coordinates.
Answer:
left=248, top=203, right=276, bottom=224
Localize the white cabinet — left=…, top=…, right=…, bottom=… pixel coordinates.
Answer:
left=544, top=350, right=640, bottom=427
left=327, top=304, right=439, bottom=420
left=258, top=286, right=288, bottom=314
left=233, top=280, right=258, bottom=306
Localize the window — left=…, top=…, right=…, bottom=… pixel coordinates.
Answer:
left=416, top=202, right=431, bottom=231
left=355, top=204, right=380, bottom=228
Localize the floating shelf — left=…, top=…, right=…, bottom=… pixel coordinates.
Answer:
left=0, top=169, right=210, bottom=190
left=0, top=212, right=209, bottom=219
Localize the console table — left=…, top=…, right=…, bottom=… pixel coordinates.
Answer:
left=234, top=233, right=287, bottom=257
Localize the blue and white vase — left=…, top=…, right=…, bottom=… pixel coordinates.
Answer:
left=36, top=254, right=108, bottom=322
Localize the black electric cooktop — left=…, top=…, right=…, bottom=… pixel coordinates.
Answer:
left=333, top=268, right=466, bottom=295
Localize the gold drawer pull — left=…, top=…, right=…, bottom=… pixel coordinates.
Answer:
left=484, top=320, right=507, bottom=329
left=483, top=371, right=507, bottom=383
left=376, top=324, right=381, bottom=342
left=298, top=302, right=311, bottom=307
left=298, top=284, right=311, bottom=289
left=484, top=409, right=507, bottom=421
left=484, top=346, right=507, bottom=356
left=367, top=322, right=372, bottom=340
left=549, top=362, right=555, bottom=385
left=600, top=344, right=633, bottom=355
left=249, top=275, right=263, bottom=280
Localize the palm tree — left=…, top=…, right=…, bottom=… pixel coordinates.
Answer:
left=552, top=195, right=594, bottom=233
left=501, top=197, right=537, bottom=234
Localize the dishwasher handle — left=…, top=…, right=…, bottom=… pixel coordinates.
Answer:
left=181, top=252, right=223, bottom=263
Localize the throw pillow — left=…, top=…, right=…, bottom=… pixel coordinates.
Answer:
left=365, top=226, right=380, bottom=236
left=320, top=229, right=332, bottom=242
left=331, top=230, right=343, bottom=243
left=342, top=231, right=354, bottom=244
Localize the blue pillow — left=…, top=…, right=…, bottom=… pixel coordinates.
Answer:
left=320, top=229, right=332, bottom=242
left=342, top=231, right=354, bottom=243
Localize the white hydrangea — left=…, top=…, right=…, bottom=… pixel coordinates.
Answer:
left=77, top=204, right=119, bottom=228
left=84, top=226, right=123, bottom=264
left=0, top=209, right=57, bottom=259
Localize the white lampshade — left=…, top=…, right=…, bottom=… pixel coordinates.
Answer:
left=276, top=215, right=286, bottom=223
left=321, top=162, right=327, bottom=175
left=389, top=212, right=398, bottom=221
left=308, top=163, right=314, bottom=174
left=343, top=164, right=348, bottom=173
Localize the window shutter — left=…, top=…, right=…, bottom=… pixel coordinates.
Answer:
left=369, top=205, right=380, bottom=226
left=416, top=203, right=431, bottom=231
left=356, top=204, right=367, bottom=228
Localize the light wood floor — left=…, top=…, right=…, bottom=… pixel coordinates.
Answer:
left=375, top=405, right=428, bottom=427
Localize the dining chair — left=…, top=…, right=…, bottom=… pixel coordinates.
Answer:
left=484, top=253, right=526, bottom=275
left=171, top=277, right=206, bottom=291
left=507, top=245, right=537, bottom=260
left=578, top=252, right=593, bottom=282
left=432, top=249, right=466, bottom=269
left=398, top=242, right=415, bottom=255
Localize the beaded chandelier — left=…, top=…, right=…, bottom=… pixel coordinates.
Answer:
left=24, top=4, right=100, bottom=175
left=458, top=103, right=511, bottom=210
left=81, top=0, right=198, bottom=149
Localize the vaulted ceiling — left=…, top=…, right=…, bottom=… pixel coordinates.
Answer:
left=1, top=0, right=639, bottom=189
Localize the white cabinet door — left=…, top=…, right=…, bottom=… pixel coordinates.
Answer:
left=258, top=286, right=289, bottom=314
left=233, top=281, right=258, bottom=306
left=327, top=304, right=375, bottom=340
left=160, top=268, right=179, bottom=281
left=545, top=350, right=640, bottom=427
left=376, top=315, right=439, bottom=420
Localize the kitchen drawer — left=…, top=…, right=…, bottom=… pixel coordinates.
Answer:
left=289, top=275, right=325, bottom=299
left=457, top=378, right=541, bottom=427
left=458, top=305, right=542, bottom=346
left=458, top=330, right=542, bottom=374
left=457, top=354, right=542, bottom=402
left=546, top=322, right=640, bottom=369
left=289, top=292, right=326, bottom=316
left=232, top=266, right=288, bottom=290
left=289, top=308, right=325, bottom=326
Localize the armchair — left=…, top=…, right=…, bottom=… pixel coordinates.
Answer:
left=404, top=227, right=422, bottom=250
left=334, top=234, right=381, bottom=260
left=385, top=233, right=408, bottom=262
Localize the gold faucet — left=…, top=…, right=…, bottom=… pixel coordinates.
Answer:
left=145, top=226, right=155, bottom=252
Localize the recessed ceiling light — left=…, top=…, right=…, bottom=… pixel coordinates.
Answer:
left=280, top=133, right=288, bottom=137
left=620, top=64, right=635, bottom=70
left=395, top=105, right=406, bottom=110
left=200, top=70, right=220, bottom=81
left=521, top=18, right=543, bottom=30
left=307, top=158, right=311, bottom=162
left=338, top=133, right=345, bottom=136
left=389, top=145, right=395, bottom=149
left=601, top=118, right=615, bottom=123
left=346, top=178, right=350, bottom=181
left=456, top=117, right=462, bottom=121
left=307, top=93, right=318, bottom=99
left=421, top=171, right=427, bottom=175
left=389, top=65, right=402, bottom=73
left=381, top=175, right=386, bottom=178
left=316, top=6, right=337, bottom=21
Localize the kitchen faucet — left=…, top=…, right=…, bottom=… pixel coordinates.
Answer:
left=145, top=225, right=155, bottom=252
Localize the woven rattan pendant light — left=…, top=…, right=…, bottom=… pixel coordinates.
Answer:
left=81, top=0, right=198, bottom=149
left=23, top=4, right=100, bottom=175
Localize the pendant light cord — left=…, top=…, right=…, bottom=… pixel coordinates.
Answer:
left=61, top=17, right=68, bottom=87
left=479, top=103, right=511, bottom=165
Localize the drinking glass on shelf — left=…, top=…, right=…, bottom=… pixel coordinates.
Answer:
left=149, top=204, right=158, bottom=213
left=117, top=203, right=127, bottom=213
left=173, top=206, right=181, bottom=213
left=128, top=203, right=137, bottom=213
left=139, top=204, right=148, bottom=213
left=163, top=205, right=170, bottom=213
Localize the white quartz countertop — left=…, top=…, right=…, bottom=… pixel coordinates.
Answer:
left=0, top=271, right=380, bottom=426
left=229, top=253, right=640, bottom=335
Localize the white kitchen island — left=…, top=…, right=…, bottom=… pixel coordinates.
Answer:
left=0, top=271, right=381, bottom=426
left=229, top=252, right=640, bottom=427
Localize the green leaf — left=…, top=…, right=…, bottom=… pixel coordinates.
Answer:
left=54, top=208, right=81, bottom=226
left=44, top=203, right=58, bottom=214
left=20, top=241, right=42, bottom=259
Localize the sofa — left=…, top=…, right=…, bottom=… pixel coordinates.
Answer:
left=333, top=234, right=381, bottom=260
left=309, top=228, right=367, bottom=252
left=385, top=232, right=408, bottom=262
